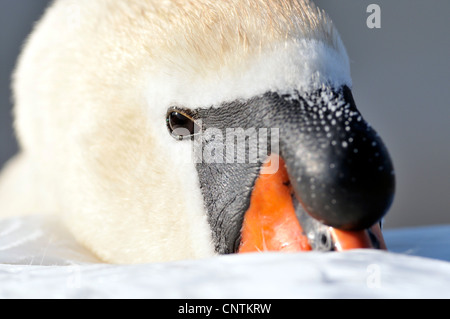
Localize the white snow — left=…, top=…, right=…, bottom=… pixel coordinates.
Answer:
left=1, top=215, right=450, bottom=299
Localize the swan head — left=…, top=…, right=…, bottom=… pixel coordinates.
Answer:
left=13, top=0, right=395, bottom=262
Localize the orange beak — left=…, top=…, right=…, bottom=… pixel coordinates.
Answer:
left=238, top=155, right=387, bottom=253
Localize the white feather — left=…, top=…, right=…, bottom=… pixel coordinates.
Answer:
left=0, top=0, right=351, bottom=263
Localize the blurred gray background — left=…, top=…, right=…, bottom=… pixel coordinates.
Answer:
left=0, top=0, right=449, bottom=229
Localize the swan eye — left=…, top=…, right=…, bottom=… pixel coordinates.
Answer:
left=166, top=110, right=199, bottom=140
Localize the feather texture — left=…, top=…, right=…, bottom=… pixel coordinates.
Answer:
left=0, top=0, right=350, bottom=263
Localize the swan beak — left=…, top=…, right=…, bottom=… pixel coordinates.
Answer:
left=238, top=155, right=388, bottom=253
left=195, top=86, right=394, bottom=254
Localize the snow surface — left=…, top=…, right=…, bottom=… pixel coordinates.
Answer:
left=1, top=215, right=450, bottom=299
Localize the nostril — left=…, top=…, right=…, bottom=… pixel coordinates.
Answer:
left=318, top=231, right=333, bottom=251
left=320, top=233, right=327, bottom=245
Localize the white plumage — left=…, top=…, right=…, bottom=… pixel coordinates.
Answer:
left=0, top=0, right=352, bottom=263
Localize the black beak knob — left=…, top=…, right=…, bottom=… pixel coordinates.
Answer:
left=280, top=87, right=395, bottom=230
